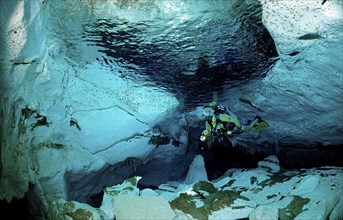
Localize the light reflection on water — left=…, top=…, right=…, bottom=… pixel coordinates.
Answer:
left=44, top=0, right=277, bottom=108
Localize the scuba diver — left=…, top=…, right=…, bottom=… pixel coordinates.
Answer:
left=199, top=101, right=269, bottom=142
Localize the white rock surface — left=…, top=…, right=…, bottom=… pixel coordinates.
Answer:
left=257, top=155, right=280, bottom=172
left=178, top=158, right=341, bottom=219
left=290, top=175, right=320, bottom=196
left=228, top=0, right=343, bottom=147
left=184, top=154, right=208, bottom=184
left=113, top=195, right=175, bottom=220
left=209, top=206, right=255, bottom=220
left=0, top=0, right=180, bottom=205
left=47, top=199, right=101, bottom=220
left=140, top=188, right=159, bottom=197
left=249, top=205, right=279, bottom=220
left=100, top=176, right=141, bottom=220
left=329, top=197, right=343, bottom=220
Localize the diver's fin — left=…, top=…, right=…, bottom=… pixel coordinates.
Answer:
left=212, top=92, right=218, bottom=103
left=253, top=119, right=269, bottom=131
left=201, top=92, right=218, bottom=108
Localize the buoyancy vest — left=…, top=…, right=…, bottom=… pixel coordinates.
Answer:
left=206, top=105, right=242, bottom=135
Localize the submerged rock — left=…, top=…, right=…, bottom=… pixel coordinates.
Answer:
left=45, top=156, right=343, bottom=220
left=113, top=195, right=175, bottom=220
left=184, top=154, right=208, bottom=184
left=249, top=205, right=279, bottom=220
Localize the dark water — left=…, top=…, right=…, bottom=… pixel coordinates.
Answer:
left=45, top=0, right=277, bottom=108
left=200, top=143, right=343, bottom=180
left=0, top=196, right=31, bottom=220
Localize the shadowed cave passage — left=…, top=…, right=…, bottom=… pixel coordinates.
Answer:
left=200, top=143, right=343, bottom=181
left=199, top=144, right=268, bottom=180
left=0, top=196, right=31, bottom=220
left=81, top=141, right=343, bottom=208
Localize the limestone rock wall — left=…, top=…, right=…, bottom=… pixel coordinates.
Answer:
left=0, top=0, right=180, bottom=206
left=1, top=0, right=342, bottom=217
left=0, top=0, right=47, bottom=201
left=228, top=0, right=343, bottom=147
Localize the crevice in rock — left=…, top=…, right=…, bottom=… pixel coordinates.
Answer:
left=66, top=157, right=143, bottom=206
left=92, top=133, right=144, bottom=154
left=199, top=142, right=343, bottom=181
left=0, top=195, right=31, bottom=219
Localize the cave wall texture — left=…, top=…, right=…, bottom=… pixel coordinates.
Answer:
left=0, top=0, right=342, bottom=216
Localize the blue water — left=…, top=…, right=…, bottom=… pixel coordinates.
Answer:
left=45, top=0, right=277, bottom=108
